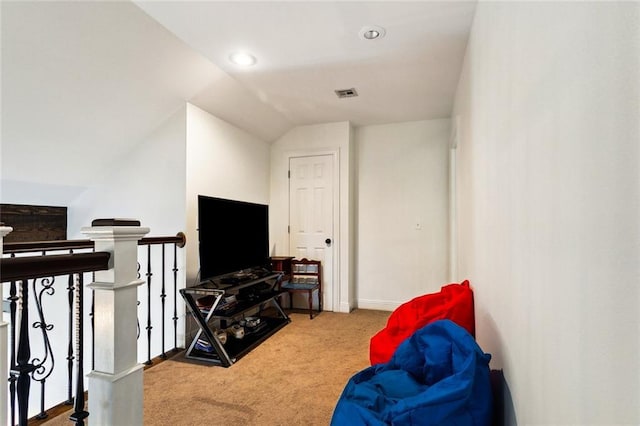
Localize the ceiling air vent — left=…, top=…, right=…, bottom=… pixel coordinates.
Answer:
left=335, top=88, right=358, bottom=99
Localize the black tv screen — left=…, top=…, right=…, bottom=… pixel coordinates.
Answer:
left=198, top=195, right=269, bottom=281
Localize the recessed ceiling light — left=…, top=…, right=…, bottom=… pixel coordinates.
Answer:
left=229, top=52, right=257, bottom=66
left=363, top=30, right=380, bottom=40
left=359, top=25, right=386, bottom=41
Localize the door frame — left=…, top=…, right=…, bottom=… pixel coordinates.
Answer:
left=287, top=149, right=340, bottom=312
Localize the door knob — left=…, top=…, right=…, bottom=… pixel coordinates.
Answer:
left=325, top=238, right=332, bottom=245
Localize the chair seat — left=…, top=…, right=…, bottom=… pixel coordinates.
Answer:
left=282, top=282, right=319, bottom=291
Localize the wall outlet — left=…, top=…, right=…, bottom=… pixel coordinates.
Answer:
left=415, top=222, right=422, bottom=230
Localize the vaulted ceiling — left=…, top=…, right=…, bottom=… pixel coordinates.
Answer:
left=135, top=1, right=477, bottom=140
left=1, top=1, right=475, bottom=190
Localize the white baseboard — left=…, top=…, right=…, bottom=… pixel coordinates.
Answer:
left=356, top=299, right=400, bottom=312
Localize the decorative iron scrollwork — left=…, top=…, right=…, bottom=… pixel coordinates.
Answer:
left=31, top=276, right=56, bottom=419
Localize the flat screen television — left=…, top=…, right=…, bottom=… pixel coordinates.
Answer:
left=197, top=195, right=270, bottom=281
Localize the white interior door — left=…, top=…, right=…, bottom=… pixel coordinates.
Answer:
left=289, top=154, right=334, bottom=311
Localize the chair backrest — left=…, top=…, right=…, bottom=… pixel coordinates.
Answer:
left=291, top=258, right=321, bottom=289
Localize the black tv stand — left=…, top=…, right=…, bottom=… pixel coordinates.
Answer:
left=180, top=271, right=289, bottom=367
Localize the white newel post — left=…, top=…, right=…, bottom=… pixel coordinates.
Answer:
left=0, top=225, right=13, bottom=426
left=81, top=219, right=149, bottom=426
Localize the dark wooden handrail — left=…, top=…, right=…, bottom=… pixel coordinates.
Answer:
left=138, top=232, right=186, bottom=248
left=0, top=252, right=111, bottom=282
left=3, top=232, right=186, bottom=254
left=3, top=239, right=94, bottom=253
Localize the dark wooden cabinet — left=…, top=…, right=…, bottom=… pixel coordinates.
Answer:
left=270, top=256, right=294, bottom=277
left=0, top=203, right=67, bottom=242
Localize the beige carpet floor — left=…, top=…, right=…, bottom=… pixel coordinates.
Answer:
left=44, top=309, right=389, bottom=426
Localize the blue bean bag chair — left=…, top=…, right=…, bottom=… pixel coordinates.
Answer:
left=331, top=320, right=493, bottom=425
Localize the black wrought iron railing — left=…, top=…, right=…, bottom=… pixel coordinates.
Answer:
left=1, top=232, right=186, bottom=425
left=2, top=252, right=108, bottom=426
left=137, top=235, right=185, bottom=364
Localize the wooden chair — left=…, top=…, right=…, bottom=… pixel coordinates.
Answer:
left=281, top=258, right=322, bottom=319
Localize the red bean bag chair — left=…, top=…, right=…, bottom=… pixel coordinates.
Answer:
left=369, top=280, right=475, bottom=365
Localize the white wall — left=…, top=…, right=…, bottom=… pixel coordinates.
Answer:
left=355, top=120, right=450, bottom=310
left=270, top=121, right=353, bottom=312
left=453, top=2, right=639, bottom=424
left=66, top=105, right=188, bottom=356
left=67, top=106, right=187, bottom=237
left=185, top=103, right=271, bottom=285
left=1, top=181, right=89, bottom=208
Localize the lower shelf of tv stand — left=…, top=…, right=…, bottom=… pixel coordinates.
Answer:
left=186, top=316, right=290, bottom=365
